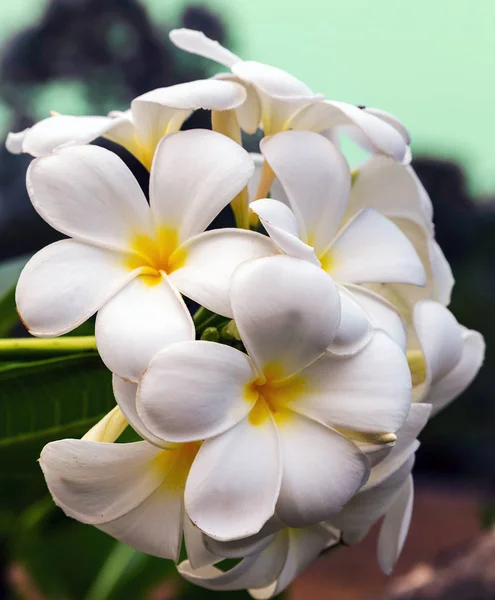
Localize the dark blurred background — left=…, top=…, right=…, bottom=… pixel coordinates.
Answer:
left=0, top=1, right=493, bottom=599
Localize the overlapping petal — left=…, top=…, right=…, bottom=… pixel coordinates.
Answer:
left=169, top=229, right=276, bottom=318
left=231, top=255, right=341, bottom=379
left=347, top=156, right=432, bottom=232
left=27, top=145, right=153, bottom=251
left=250, top=199, right=319, bottom=264
left=377, top=475, right=414, bottom=574
left=169, top=28, right=242, bottom=68
left=138, top=341, right=257, bottom=443
left=260, top=130, right=350, bottom=253
left=290, top=100, right=409, bottom=162
left=324, top=209, right=426, bottom=286
left=131, top=79, right=247, bottom=154
left=428, top=329, right=484, bottom=416
left=185, top=411, right=281, bottom=541
left=112, top=376, right=170, bottom=448
left=95, top=275, right=194, bottom=382
left=276, top=413, right=369, bottom=526
left=344, top=284, right=407, bottom=352
left=293, top=332, right=411, bottom=434
left=40, top=439, right=165, bottom=525
left=16, top=240, right=139, bottom=337
left=98, top=481, right=184, bottom=560
left=250, top=526, right=338, bottom=599
left=149, top=129, right=254, bottom=243
left=178, top=532, right=288, bottom=591
left=7, top=114, right=132, bottom=157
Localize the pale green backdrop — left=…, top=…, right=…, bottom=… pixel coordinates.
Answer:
left=1, top=0, right=494, bottom=195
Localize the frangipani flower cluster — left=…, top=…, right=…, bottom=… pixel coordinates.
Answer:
left=8, top=29, right=484, bottom=597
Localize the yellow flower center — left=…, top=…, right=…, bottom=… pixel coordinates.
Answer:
left=152, top=442, right=200, bottom=492
left=245, top=363, right=307, bottom=427
left=125, top=227, right=187, bottom=286
left=407, top=349, right=427, bottom=386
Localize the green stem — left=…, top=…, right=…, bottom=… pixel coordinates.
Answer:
left=0, top=336, right=97, bottom=358
left=192, top=306, right=211, bottom=327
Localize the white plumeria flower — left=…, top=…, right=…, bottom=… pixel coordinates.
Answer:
left=409, top=300, right=485, bottom=416
left=177, top=524, right=340, bottom=598
left=348, top=155, right=454, bottom=330
left=330, top=402, right=431, bottom=574
left=251, top=130, right=426, bottom=354
left=6, top=79, right=246, bottom=169
left=16, top=129, right=275, bottom=381
left=136, top=255, right=412, bottom=541
left=169, top=29, right=410, bottom=162
left=40, top=376, right=215, bottom=567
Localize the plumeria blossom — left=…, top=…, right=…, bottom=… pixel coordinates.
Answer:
left=40, top=376, right=215, bottom=567
left=6, top=79, right=246, bottom=169
left=137, top=255, right=412, bottom=541
left=330, top=402, right=431, bottom=574
left=250, top=130, right=425, bottom=354
left=16, top=129, right=275, bottom=381
left=348, top=154, right=454, bottom=332
left=408, top=300, right=484, bottom=416
left=169, top=28, right=410, bottom=163
left=177, top=524, right=340, bottom=598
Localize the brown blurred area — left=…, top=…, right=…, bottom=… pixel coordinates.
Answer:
left=291, top=482, right=485, bottom=600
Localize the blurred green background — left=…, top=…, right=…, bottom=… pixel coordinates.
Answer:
left=0, top=1, right=493, bottom=599
left=1, top=0, right=494, bottom=195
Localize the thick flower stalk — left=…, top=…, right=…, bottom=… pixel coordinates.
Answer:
left=4, top=25, right=484, bottom=599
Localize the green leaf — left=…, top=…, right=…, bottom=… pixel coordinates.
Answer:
left=0, top=353, right=114, bottom=510
left=0, top=254, right=29, bottom=337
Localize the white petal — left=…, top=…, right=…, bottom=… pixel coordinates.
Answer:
left=12, top=114, right=132, bottom=157
left=82, top=406, right=128, bottom=443
left=231, top=255, right=341, bottom=379
left=178, top=533, right=288, bottom=591
left=6, top=128, right=29, bottom=154
left=368, top=403, right=430, bottom=487
left=112, top=376, right=171, bottom=448
left=276, top=413, right=368, bottom=526
left=378, top=475, right=414, bottom=574
left=295, top=332, right=411, bottom=434
left=429, top=329, right=485, bottom=416
left=27, top=145, right=153, bottom=252
left=364, top=108, right=412, bottom=145
left=183, top=517, right=218, bottom=569
left=169, top=28, right=241, bottom=68
left=185, top=412, right=281, bottom=541
left=250, top=526, right=335, bottom=599
left=290, top=101, right=408, bottom=162
left=95, top=275, right=194, bottom=382
left=326, top=209, right=426, bottom=286
left=205, top=518, right=283, bottom=559
left=40, top=439, right=165, bottom=525
left=99, top=482, right=183, bottom=560
left=430, top=240, right=454, bottom=306
left=247, top=153, right=265, bottom=201
left=413, top=301, right=464, bottom=401
left=331, top=455, right=415, bottom=546
left=260, top=130, right=350, bottom=254
left=344, top=284, right=407, bottom=352
left=232, top=62, right=319, bottom=134
left=169, top=229, right=276, bottom=318
left=327, top=286, right=373, bottom=357
left=131, top=79, right=247, bottom=151
left=149, top=129, right=254, bottom=243
left=250, top=199, right=319, bottom=265
left=138, top=341, right=257, bottom=444
left=348, top=156, right=432, bottom=233
left=16, top=240, right=138, bottom=337
left=213, top=72, right=262, bottom=134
